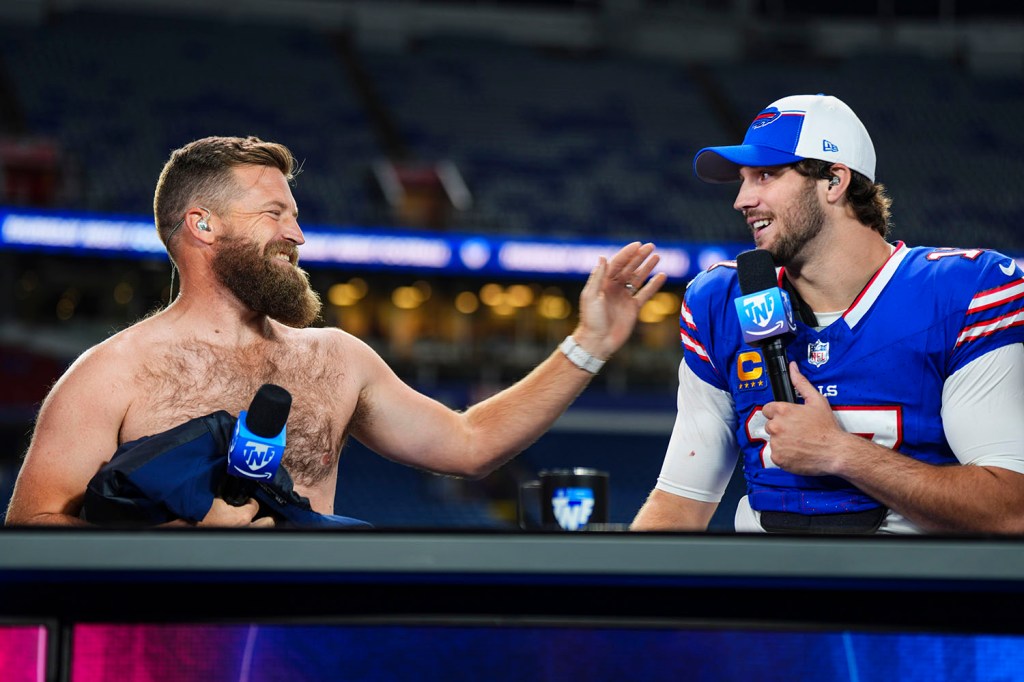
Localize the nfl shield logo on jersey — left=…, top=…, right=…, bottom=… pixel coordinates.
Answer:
left=808, top=340, right=830, bottom=367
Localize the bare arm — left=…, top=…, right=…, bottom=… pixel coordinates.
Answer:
left=632, top=489, right=718, bottom=531
left=763, top=357, right=1024, bottom=534
left=5, top=341, right=271, bottom=528
left=631, top=360, right=739, bottom=531
left=352, top=242, right=667, bottom=477
left=5, top=346, right=126, bottom=526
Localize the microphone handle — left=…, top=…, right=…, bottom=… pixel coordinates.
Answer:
left=763, top=339, right=797, bottom=403
left=220, top=476, right=254, bottom=507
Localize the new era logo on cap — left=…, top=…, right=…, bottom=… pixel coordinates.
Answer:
left=693, top=94, right=876, bottom=183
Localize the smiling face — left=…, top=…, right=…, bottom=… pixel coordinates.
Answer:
left=210, top=165, right=322, bottom=327
left=735, top=165, right=827, bottom=267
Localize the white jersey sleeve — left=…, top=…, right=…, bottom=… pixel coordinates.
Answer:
left=942, top=343, right=1024, bottom=474
left=654, top=359, right=739, bottom=503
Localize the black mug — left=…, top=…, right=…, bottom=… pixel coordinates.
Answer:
left=537, top=468, right=609, bottom=531
left=517, top=480, right=543, bottom=530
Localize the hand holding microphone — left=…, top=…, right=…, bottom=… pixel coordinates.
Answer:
left=198, top=498, right=275, bottom=528
left=734, top=249, right=797, bottom=403
left=221, top=384, right=292, bottom=506
left=734, top=251, right=855, bottom=477
left=761, top=361, right=847, bottom=477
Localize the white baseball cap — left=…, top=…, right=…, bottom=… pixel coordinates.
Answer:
left=693, top=94, right=876, bottom=183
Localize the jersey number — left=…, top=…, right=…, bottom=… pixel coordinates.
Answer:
left=746, top=405, right=903, bottom=469
left=926, top=248, right=983, bottom=261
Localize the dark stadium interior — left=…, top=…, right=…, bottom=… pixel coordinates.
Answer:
left=0, top=0, right=1021, bottom=532
left=2, top=3, right=1024, bottom=680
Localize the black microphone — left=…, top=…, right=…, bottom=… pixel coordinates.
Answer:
left=735, top=249, right=798, bottom=403
left=221, top=384, right=292, bottom=506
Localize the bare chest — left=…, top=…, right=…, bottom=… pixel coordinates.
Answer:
left=120, top=339, right=356, bottom=492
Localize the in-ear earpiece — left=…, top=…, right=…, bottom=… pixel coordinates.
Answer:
left=196, top=208, right=212, bottom=231
left=829, top=176, right=841, bottom=188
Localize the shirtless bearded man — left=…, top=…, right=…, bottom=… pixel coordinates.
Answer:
left=5, top=136, right=665, bottom=527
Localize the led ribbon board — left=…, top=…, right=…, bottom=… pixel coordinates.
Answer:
left=0, top=207, right=755, bottom=280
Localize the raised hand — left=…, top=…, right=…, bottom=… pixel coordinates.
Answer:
left=574, top=242, right=667, bottom=359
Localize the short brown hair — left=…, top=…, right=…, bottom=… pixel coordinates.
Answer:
left=793, top=159, right=892, bottom=238
left=153, top=136, right=296, bottom=252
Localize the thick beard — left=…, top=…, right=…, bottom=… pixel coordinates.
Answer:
left=766, top=178, right=827, bottom=267
left=212, top=235, right=322, bottom=328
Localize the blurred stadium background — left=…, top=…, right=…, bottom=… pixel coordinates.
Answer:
left=0, top=0, right=1021, bottom=529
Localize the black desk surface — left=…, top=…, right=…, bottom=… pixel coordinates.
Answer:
left=2, top=529, right=1022, bottom=629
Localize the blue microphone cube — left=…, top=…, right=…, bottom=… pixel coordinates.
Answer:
left=734, top=287, right=797, bottom=345
left=227, top=410, right=285, bottom=481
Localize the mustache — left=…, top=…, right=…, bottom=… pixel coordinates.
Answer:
left=264, top=242, right=300, bottom=265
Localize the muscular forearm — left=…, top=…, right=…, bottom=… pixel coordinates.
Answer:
left=765, top=360, right=1024, bottom=534
left=458, top=244, right=662, bottom=473
left=356, top=243, right=664, bottom=478
left=358, top=334, right=601, bottom=479
left=4, top=510, right=91, bottom=527
left=830, top=434, right=1024, bottom=534
left=631, top=489, right=717, bottom=531
left=459, top=344, right=595, bottom=477
left=4, top=484, right=89, bottom=526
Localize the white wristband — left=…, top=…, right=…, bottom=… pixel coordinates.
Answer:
left=559, top=336, right=605, bottom=374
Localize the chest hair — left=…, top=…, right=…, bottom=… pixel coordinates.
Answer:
left=127, top=338, right=353, bottom=486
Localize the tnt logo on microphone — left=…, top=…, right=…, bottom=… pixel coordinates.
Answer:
left=243, top=441, right=279, bottom=471
left=228, top=416, right=285, bottom=480
left=734, top=288, right=796, bottom=345
left=551, top=487, right=596, bottom=531
left=230, top=441, right=282, bottom=479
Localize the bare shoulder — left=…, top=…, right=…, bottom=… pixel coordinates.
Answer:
left=7, top=315, right=168, bottom=524
left=276, top=323, right=388, bottom=372
left=55, top=321, right=135, bottom=388
left=68, top=314, right=171, bottom=389
left=32, top=317, right=171, bottom=443
left=280, top=323, right=369, bottom=348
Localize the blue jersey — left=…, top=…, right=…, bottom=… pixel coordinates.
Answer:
left=679, top=243, right=1024, bottom=514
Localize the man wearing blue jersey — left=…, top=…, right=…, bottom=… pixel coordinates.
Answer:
left=632, top=94, right=1024, bottom=534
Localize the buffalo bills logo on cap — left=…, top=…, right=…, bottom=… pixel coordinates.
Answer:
left=750, top=108, right=781, bottom=130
